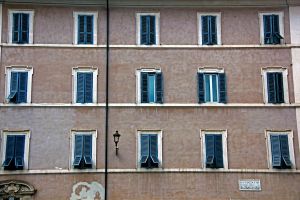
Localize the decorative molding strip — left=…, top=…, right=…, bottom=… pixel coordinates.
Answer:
left=0, top=168, right=299, bottom=175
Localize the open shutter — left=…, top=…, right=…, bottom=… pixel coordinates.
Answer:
left=150, top=134, right=159, bottom=164
left=280, top=135, right=292, bottom=167
left=155, top=72, right=163, bottom=103
left=8, top=72, right=18, bottom=102
left=276, top=73, right=284, bottom=103
left=78, top=15, right=85, bottom=44
left=214, top=134, right=224, bottom=168
left=18, top=72, right=28, bottom=103
left=205, top=135, right=215, bottom=167
left=210, top=16, right=217, bottom=44
left=140, top=134, right=149, bottom=164
left=14, top=135, right=25, bottom=169
left=141, top=72, right=148, bottom=103
left=84, top=73, right=93, bottom=103
left=149, top=16, right=156, bottom=45
left=270, top=135, right=282, bottom=168
left=83, top=135, right=93, bottom=166
left=86, top=15, right=93, bottom=44
left=267, top=73, right=276, bottom=103
left=21, top=13, right=29, bottom=43
left=272, top=15, right=282, bottom=44
left=12, top=13, right=20, bottom=43
left=264, top=15, right=272, bottom=44
left=3, top=136, right=15, bottom=167
left=218, top=73, right=227, bottom=103
left=140, top=16, right=148, bottom=45
left=77, top=73, right=85, bottom=103
left=202, top=16, right=209, bottom=45
left=198, top=73, right=205, bottom=103
left=73, top=135, right=84, bottom=167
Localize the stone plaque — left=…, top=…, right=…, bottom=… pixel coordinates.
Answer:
left=239, top=179, right=261, bottom=191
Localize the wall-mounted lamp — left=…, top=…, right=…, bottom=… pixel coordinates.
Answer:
left=113, top=130, right=121, bottom=155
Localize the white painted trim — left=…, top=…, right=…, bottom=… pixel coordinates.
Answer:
left=73, top=11, right=98, bottom=45
left=8, top=10, right=34, bottom=44
left=265, top=130, right=296, bottom=169
left=259, top=12, right=284, bottom=45
left=1, top=130, right=30, bottom=170
left=0, top=4, right=3, bottom=44
left=70, top=130, right=97, bottom=169
left=5, top=66, right=33, bottom=104
left=261, top=67, right=289, bottom=104
left=136, top=68, right=161, bottom=104
left=72, top=67, right=98, bottom=104
left=137, top=130, right=163, bottom=169
left=200, top=130, right=228, bottom=170
left=198, top=67, right=224, bottom=74
left=136, top=12, right=160, bottom=46
left=197, top=12, right=222, bottom=45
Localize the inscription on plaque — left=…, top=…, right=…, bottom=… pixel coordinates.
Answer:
left=239, top=179, right=261, bottom=191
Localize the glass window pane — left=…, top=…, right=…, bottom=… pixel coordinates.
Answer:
left=204, top=74, right=211, bottom=102
left=212, top=74, right=218, bottom=102
left=148, top=74, right=155, bottom=103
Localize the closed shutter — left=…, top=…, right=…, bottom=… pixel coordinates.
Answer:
left=8, top=72, right=19, bottom=102
left=149, top=16, right=156, bottom=45
left=272, top=15, right=282, bottom=44
left=77, top=73, right=85, bottom=103
left=198, top=73, right=205, bottom=103
left=85, top=73, right=93, bottom=103
left=78, top=15, right=85, bottom=44
left=270, top=135, right=282, bottom=168
left=218, top=73, right=227, bottom=103
left=141, top=72, right=148, bottom=103
left=202, top=16, right=209, bottom=45
left=140, top=16, right=148, bottom=45
left=86, top=16, right=94, bottom=44
left=267, top=73, right=276, bottom=103
left=279, top=135, right=292, bottom=167
left=210, top=16, right=217, bottom=44
left=3, top=136, right=15, bottom=167
left=155, top=72, right=163, bottom=103
left=276, top=73, right=284, bottom=103
left=83, top=135, right=93, bottom=166
left=14, top=135, right=25, bottom=169
left=21, top=14, right=29, bottom=43
left=140, top=134, right=149, bottom=164
left=150, top=135, right=159, bottom=164
left=214, top=134, right=224, bottom=168
left=12, top=13, right=20, bottom=43
left=18, top=72, right=28, bottom=103
left=73, top=135, right=84, bottom=167
left=205, top=135, right=215, bottom=166
left=264, top=15, right=272, bottom=44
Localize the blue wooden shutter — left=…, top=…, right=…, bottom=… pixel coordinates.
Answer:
left=78, top=15, right=85, bottom=44
left=21, top=14, right=29, bottom=43
left=202, top=16, right=209, bottom=45
left=73, top=135, right=84, bottom=167
left=141, top=72, right=148, bottom=103
left=270, top=135, right=282, bottom=168
left=18, top=72, right=28, bottom=103
left=198, top=73, right=205, bottom=103
left=279, top=135, right=292, bottom=167
left=3, top=135, right=15, bottom=167
left=8, top=72, right=19, bottom=102
left=210, top=16, right=217, bottom=44
left=77, top=73, right=85, bottom=103
left=205, top=135, right=215, bottom=167
left=264, top=15, right=272, bottom=44
left=83, top=135, right=93, bottom=166
left=214, top=134, right=224, bottom=168
left=150, top=134, right=159, bottom=164
left=267, top=73, right=276, bottom=103
left=12, top=13, right=20, bottom=43
left=86, top=16, right=93, bottom=44
left=140, top=134, right=149, bottom=164
left=155, top=72, right=163, bottom=103
left=149, top=16, right=156, bottom=45
left=276, top=73, right=284, bottom=103
left=140, top=16, right=148, bottom=44
left=14, top=135, right=25, bottom=169
left=218, top=73, right=227, bottom=103
left=84, top=73, right=93, bottom=103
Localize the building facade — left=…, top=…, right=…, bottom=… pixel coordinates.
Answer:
left=0, top=0, right=300, bottom=199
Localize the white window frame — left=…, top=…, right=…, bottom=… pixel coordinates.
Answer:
left=5, top=66, right=33, bottom=104
left=197, top=12, right=222, bottom=45
left=259, top=12, right=284, bottom=45
left=1, top=130, right=30, bottom=170
left=200, top=130, right=228, bottom=170
left=137, top=130, right=163, bottom=169
left=136, top=12, right=160, bottom=46
left=73, top=12, right=98, bottom=45
left=265, top=130, right=295, bottom=169
left=72, top=67, right=98, bottom=104
left=70, top=130, right=97, bottom=169
left=8, top=10, right=34, bottom=44
left=261, top=67, right=289, bottom=104
left=136, top=68, right=161, bottom=104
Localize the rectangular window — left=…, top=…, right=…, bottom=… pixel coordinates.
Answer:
left=136, top=13, right=159, bottom=45
left=73, top=12, right=98, bottom=45
left=71, top=131, right=97, bottom=169
left=198, top=13, right=221, bottom=45
left=9, top=10, right=34, bottom=44
left=259, top=12, right=284, bottom=45
left=73, top=67, right=98, bottom=104
left=198, top=70, right=226, bottom=103
left=1, top=131, right=30, bottom=171
left=138, top=131, right=162, bottom=169
left=138, top=70, right=163, bottom=104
